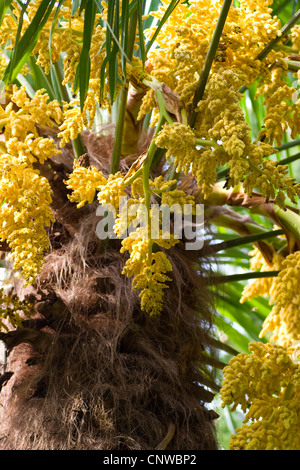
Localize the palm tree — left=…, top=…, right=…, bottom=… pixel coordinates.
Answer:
left=0, top=0, right=300, bottom=450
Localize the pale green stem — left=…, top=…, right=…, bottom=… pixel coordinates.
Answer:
left=274, top=45, right=295, bottom=54
left=53, top=62, right=70, bottom=103
left=110, top=87, right=129, bottom=173
left=276, top=139, right=300, bottom=152
left=181, top=107, right=188, bottom=125
left=274, top=206, right=300, bottom=242
left=110, top=9, right=138, bottom=174
left=155, top=89, right=175, bottom=125
left=285, top=58, right=300, bottom=71
left=123, top=166, right=143, bottom=186
left=195, top=138, right=221, bottom=149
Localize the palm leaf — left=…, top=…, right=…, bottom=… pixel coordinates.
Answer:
left=3, top=0, right=57, bottom=84
left=78, top=0, right=97, bottom=111
left=0, top=0, right=14, bottom=28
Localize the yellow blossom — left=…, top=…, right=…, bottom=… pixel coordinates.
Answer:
left=10, top=86, right=63, bottom=127
left=97, top=173, right=127, bottom=209
left=58, top=101, right=84, bottom=147
left=65, top=161, right=107, bottom=208
left=260, top=250, right=300, bottom=347
left=256, top=63, right=300, bottom=146
left=291, top=25, right=300, bottom=53
left=220, top=341, right=300, bottom=450
left=120, top=226, right=178, bottom=316
left=0, top=156, right=54, bottom=285
left=6, top=134, right=61, bottom=165
left=0, top=288, right=33, bottom=332
left=241, top=248, right=284, bottom=303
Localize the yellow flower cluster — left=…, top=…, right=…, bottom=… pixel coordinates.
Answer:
left=0, top=86, right=63, bottom=284
left=135, top=2, right=300, bottom=207
left=220, top=341, right=300, bottom=450
left=53, top=22, right=110, bottom=146
left=1, top=1, right=78, bottom=78
left=0, top=86, right=63, bottom=144
left=118, top=176, right=192, bottom=315
left=240, top=248, right=284, bottom=304
left=97, top=173, right=127, bottom=209
left=229, top=394, right=300, bottom=450
left=0, top=156, right=54, bottom=285
left=65, top=161, right=107, bottom=208
left=60, top=29, right=83, bottom=87
left=0, top=50, right=8, bottom=76
left=6, top=134, right=60, bottom=165
left=58, top=101, right=83, bottom=147
left=259, top=250, right=300, bottom=347
left=256, top=63, right=300, bottom=146
left=291, top=25, right=300, bottom=53
left=244, top=159, right=300, bottom=208
left=121, top=227, right=178, bottom=315
left=154, top=62, right=300, bottom=208
left=9, top=86, right=63, bottom=127
left=154, top=122, right=198, bottom=171
left=153, top=175, right=195, bottom=210
left=0, top=12, right=16, bottom=48
left=65, top=161, right=127, bottom=210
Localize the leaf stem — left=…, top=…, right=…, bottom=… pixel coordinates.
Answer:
left=123, top=166, right=143, bottom=186
left=205, top=229, right=284, bottom=254
left=53, top=62, right=69, bottom=103
left=276, top=139, right=300, bottom=152
left=283, top=382, right=294, bottom=401
left=208, top=270, right=280, bottom=285
left=110, top=9, right=138, bottom=174
left=285, top=58, right=300, bottom=71
left=155, top=89, right=175, bottom=124
left=256, top=9, right=300, bottom=62
left=277, top=151, right=300, bottom=167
